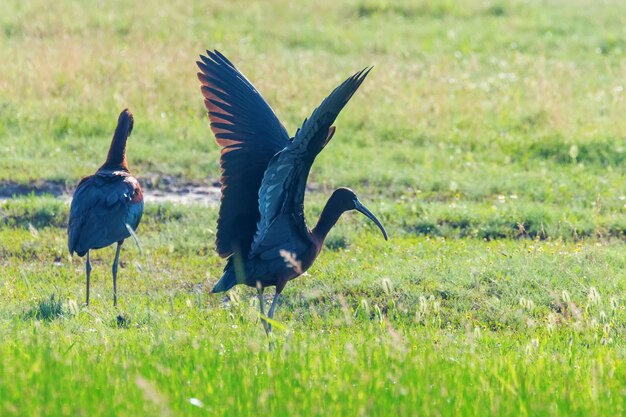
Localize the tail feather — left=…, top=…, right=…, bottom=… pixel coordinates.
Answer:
left=211, top=258, right=241, bottom=293
left=211, top=272, right=237, bottom=293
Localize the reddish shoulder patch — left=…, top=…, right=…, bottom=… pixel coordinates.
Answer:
left=126, top=176, right=143, bottom=203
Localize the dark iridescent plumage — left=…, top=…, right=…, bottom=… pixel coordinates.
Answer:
left=68, top=109, right=143, bottom=306
left=197, top=51, right=387, bottom=333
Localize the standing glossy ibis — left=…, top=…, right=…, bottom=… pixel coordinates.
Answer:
left=197, top=51, right=388, bottom=333
left=68, top=109, right=144, bottom=307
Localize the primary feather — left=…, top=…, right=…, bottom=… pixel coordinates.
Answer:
left=251, top=68, right=372, bottom=257
left=197, top=50, right=290, bottom=258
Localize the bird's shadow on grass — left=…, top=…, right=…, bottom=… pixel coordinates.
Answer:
left=104, top=309, right=155, bottom=330
left=114, top=313, right=131, bottom=328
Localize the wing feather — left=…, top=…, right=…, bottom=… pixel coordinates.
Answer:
left=197, top=50, right=290, bottom=257
left=68, top=172, right=140, bottom=256
left=249, top=68, right=372, bottom=257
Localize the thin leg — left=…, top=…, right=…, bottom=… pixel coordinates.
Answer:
left=267, top=292, right=281, bottom=332
left=257, top=286, right=270, bottom=335
left=85, top=251, right=92, bottom=306
left=112, top=242, right=122, bottom=307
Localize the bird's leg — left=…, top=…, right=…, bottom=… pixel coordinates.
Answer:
left=257, top=284, right=271, bottom=335
left=266, top=286, right=285, bottom=352
left=85, top=251, right=92, bottom=306
left=267, top=280, right=287, bottom=333
left=112, top=242, right=122, bottom=307
left=267, top=292, right=282, bottom=333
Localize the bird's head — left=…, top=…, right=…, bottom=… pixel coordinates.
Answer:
left=331, top=188, right=388, bottom=240
left=102, top=108, right=135, bottom=170
left=117, top=108, right=134, bottom=138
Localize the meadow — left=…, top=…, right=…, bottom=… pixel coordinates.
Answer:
left=0, top=0, right=625, bottom=415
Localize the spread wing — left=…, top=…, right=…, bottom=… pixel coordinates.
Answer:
left=249, top=68, right=372, bottom=258
left=68, top=171, right=141, bottom=256
left=197, top=50, right=290, bottom=258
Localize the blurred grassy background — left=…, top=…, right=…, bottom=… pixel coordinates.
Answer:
left=0, top=0, right=624, bottom=238
left=0, top=0, right=625, bottom=416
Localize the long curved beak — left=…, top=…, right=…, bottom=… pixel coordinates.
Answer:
left=355, top=200, right=388, bottom=241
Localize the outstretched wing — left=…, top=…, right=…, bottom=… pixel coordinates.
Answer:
left=197, top=50, right=290, bottom=258
left=249, top=68, right=372, bottom=258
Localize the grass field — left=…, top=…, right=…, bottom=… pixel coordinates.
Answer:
left=1, top=0, right=625, bottom=415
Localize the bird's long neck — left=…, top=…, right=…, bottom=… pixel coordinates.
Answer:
left=102, top=117, right=132, bottom=170
left=312, top=194, right=346, bottom=245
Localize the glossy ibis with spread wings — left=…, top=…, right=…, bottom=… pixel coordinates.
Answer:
left=197, top=51, right=387, bottom=333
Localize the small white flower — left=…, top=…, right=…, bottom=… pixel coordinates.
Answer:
left=189, top=398, right=204, bottom=408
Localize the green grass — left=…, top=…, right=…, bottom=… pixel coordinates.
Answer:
left=0, top=0, right=625, bottom=415
left=1, top=204, right=625, bottom=416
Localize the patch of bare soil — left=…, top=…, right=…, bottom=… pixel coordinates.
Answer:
left=144, top=184, right=220, bottom=205
left=0, top=180, right=68, bottom=199
left=0, top=176, right=222, bottom=205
